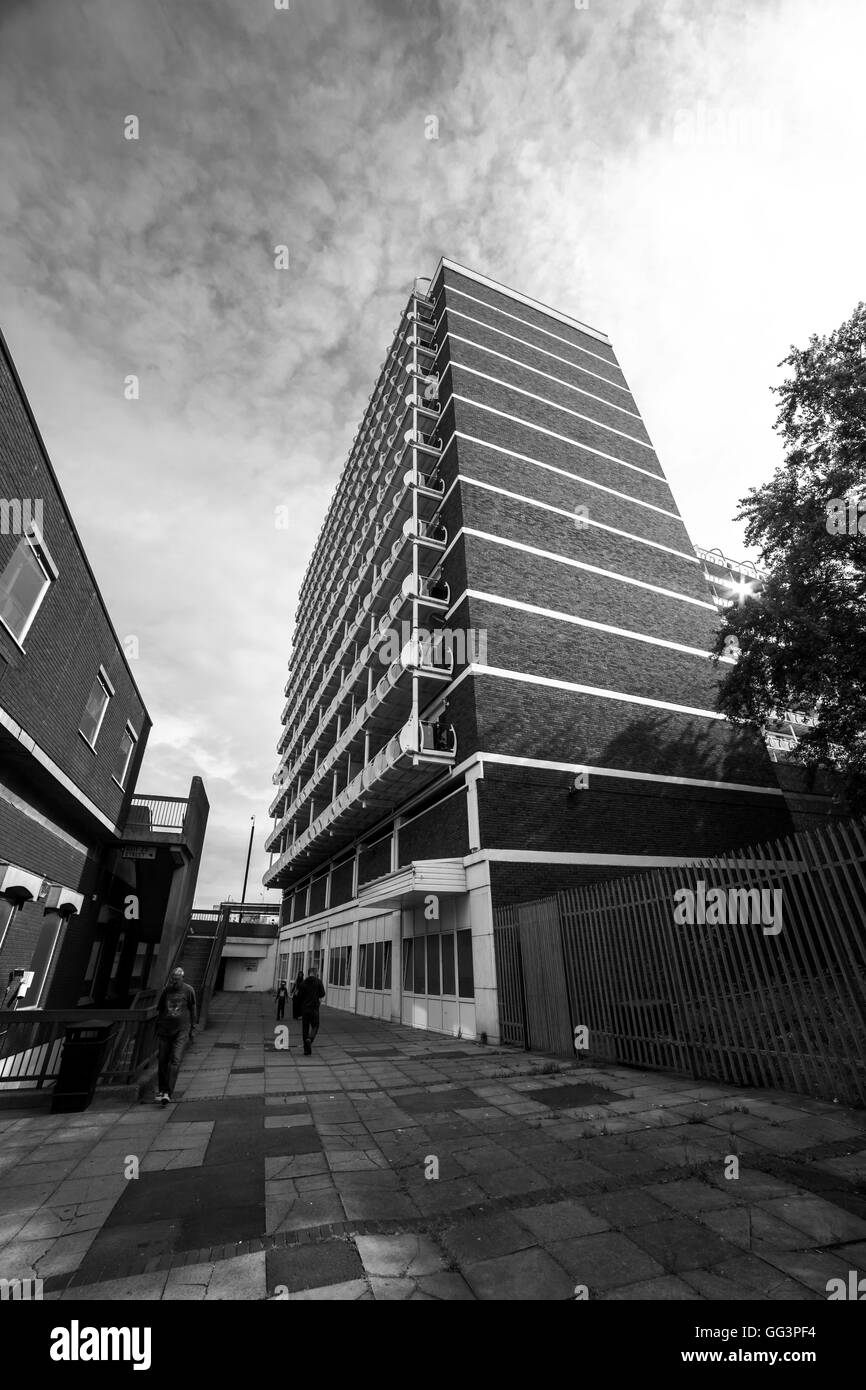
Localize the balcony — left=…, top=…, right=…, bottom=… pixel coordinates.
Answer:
left=264, top=717, right=456, bottom=888
left=267, top=630, right=453, bottom=846
left=275, top=523, right=448, bottom=784
left=121, top=782, right=209, bottom=864
left=277, top=288, right=446, bottom=769
left=404, top=516, right=447, bottom=552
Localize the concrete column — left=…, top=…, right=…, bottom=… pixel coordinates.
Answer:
left=391, top=817, right=403, bottom=872
left=349, top=917, right=360, bottom=1015
left=465, top=858, right=499, bottom=1045
left=465, top=760, right=484, bottom=853
left=390, top=909, right=403, bottom=1022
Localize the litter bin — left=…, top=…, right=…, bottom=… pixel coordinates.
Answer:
left=50, top=1020, right=117, bottom=1114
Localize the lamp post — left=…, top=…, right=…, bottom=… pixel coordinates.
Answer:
left=241, top=816, right=255, bottom=904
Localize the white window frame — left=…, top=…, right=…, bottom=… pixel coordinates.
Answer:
left=79, top=665, right=115, bottom=752
left=0, top=523, right=59, bottom=649
left=112, top=721, right=138, bottom=790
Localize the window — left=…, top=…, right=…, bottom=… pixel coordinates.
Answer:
left=402, top=938, right=413, bottom=991
left=382, top=940, right=392, bottom=991
left=356, top=940, right=389, bottom=992
left=328, top=944, right=352, bottom=988
left=113, top=723, right=138, bottom=789
left=413, top=935, right=426, bottom=994
left=426, top=935, right=440, bottom=996
left=289, top=949, right=305, bottom=982
left=441, top=932, right=456, bottom=995
left=0, top=528, right=57, bottom=646
left=457, top=929, right=474, bottom=999
left=79, top=667, right=114, bottom=749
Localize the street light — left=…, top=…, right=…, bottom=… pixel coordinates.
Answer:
left=241, top=816, right=255, bottom=904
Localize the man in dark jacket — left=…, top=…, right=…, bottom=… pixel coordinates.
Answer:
left=155, top=968, right=197, bottom=1104
left=297, top=966, right=325, bottom=1055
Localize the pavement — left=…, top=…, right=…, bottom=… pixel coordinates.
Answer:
left=1, top=993, right=865, bottom=1301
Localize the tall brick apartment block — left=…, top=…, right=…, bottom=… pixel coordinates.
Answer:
left=264, top=258, right=796, bottom=1043
left=0, top=331, right=208, bottom=1018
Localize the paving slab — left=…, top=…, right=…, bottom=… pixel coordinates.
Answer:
left=546, top=1231, right=667, bottom=1290
left=440, top=1212, right=537, bottom=1265
left=5, top=992, right=865, bottom=1302
left=462, top=1246, right=577, bottom=1300
left=512, top=1200, right=611, bottom=1241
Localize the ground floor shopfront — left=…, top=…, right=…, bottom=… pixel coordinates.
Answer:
left=274, top=858, right=499, bottom=1044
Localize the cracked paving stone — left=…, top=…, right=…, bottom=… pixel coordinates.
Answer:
left=355, top=1233, right=446, bottom=1279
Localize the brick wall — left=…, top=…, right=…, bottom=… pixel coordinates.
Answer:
left=398, top=787, right=469, bottom=866
left=478, top=762, right=793, bottom=856
left=461, top=535, right=714, bottom=648
left=329, top=857, right=355, bottom=909
left=358, top=833, right=391, bottom=888
left=309, top=873, right=327, bottom=916
left=489, top=859, right=647, bottom=910
left=0, top=336, right=150, bottom=826
left=469, top=673, right=777, bottom=785
left=451, top=434, right=690, bottom=554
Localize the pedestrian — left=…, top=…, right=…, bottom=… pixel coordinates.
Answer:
left=290, top=968, right=304, bottom=1020
left=297, top=966, right=325, bottom=1056
left=155, top=967, right=197, bottom=1105
left=276, top=978, right=289, bottom=1020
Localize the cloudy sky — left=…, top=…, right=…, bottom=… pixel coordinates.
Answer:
left=1, top=0, right=863, bottom=905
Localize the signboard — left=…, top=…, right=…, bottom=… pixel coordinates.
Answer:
left=122, top=847, right=157, bottom=860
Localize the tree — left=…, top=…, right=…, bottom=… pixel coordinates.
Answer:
left=712, top=302, right=866, bottom=812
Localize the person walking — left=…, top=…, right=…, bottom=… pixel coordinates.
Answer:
left=297, top=966, right=325, bottom=1056
left=155, top=967, right=197, bottom=1105
left=290, top=968, right=304, bottom=1021
left=276, top=978, right=289, bottom=1021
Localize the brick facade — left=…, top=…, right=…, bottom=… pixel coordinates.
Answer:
left=0, top=331, right=206, bottom=1015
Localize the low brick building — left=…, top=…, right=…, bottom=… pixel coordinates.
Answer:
left=0, top=330, right=207, bottom=1016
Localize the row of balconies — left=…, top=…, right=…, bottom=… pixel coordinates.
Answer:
left=279, top=445, right=445, bottom=747
left=290, top=315, right=439, bottom=672
left=268, top=621, right=454, bottom=837
left=287, top=377, right=442, bottom=718
left=294, top=292, right=438, bottom=632
left=263, top=716, right=456, bottom=886
left=295, top=294, right=437, bottom=614
left=278, top=455, right=441, bottom=728
left=275, top=506, right=449, bottom=780
left=271, top=572, right=451, bottom=813
left=269, top=570, right=450, bottom=792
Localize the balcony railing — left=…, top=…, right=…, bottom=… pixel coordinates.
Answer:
left=265, top=716, right=457, bottom=886
left=278, top=488, right=445, bottom=766
left=123, top=795, right=189, bottom=836
left=280, top=287, right=445, bottom=758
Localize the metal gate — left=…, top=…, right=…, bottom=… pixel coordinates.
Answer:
left=492, top=907, right=527, bottom=1046
left=518, top=897, right=574, bottom=1054
left=493, top=898, right=573, bottom=1054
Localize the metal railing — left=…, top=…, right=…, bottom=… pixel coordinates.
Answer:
left=0, top=1005, right=159, bottom=1091
left=493, top=817, right=866, bottom=1106
left=125, top=794, right=189, bottom=834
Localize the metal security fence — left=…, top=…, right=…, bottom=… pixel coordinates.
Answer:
left=492, top=907, right=527, bottom=1047
left=493, top=817, right=866, bottom=1107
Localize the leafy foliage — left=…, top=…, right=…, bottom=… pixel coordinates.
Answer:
left=712, top=303, right=866, bottom=811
